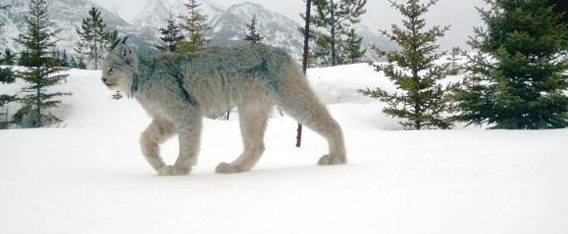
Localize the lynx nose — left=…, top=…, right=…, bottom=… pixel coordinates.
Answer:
left=102, top=77, right=108, bottom=83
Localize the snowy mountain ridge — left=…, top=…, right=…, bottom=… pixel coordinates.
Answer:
left=0, top=0, right=393, bottom=61
left=208, top=2, right=305, bottom=58
left=0, top=0, right=157, bottom=55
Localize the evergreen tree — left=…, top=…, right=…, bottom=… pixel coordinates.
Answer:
left=344, top=28, right=366, bottom=63
left=18, top=50, right=31, bottom=66
left=105, top=30, right=118, bottom=50
left=14, top=0, right=71, bottom=128
left=359, top=0, right=453, bottom=130
left=50, top=48, right=63, bottom=67
left=446, top=46, right=464, bottom=75
left=68, top=55, right=78, bottom=68
left=308, top=0, right=367, bottom=66
left=51, top=49, right=71, bottom=68
left=1, top=49, right=16, bottom=65
left=75, top=7, right=115, bottom=69
left=60, top=49, right=70, bottom=67
left=304, top=30, right=335, bottom=66
left=178, top=0, right=210, bottom=53
left=77, top=58, right=87, bottom=69
left=243, top=14, right=264, bottom=44
left=156, top=14, right=185, bottom=52
left=0, top=3, right=15, bottom=111
left=453, top=0, right=568, bottom=129
left=0, top=66, right=16, bottom=128
left=0, top=63, right=16, bottom=123
left=0, top=67, right=15, bottom=84
left=548, top=0, right=568, bottom=21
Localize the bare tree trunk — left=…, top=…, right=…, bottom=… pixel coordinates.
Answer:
left=330, top=0, right=336, bottom=66
left=297, top=0, right=312, bottom=148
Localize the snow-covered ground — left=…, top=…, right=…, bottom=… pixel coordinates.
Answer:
left=1, top=64, right=567, bottom=234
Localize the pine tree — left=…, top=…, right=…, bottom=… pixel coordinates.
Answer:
left=68, top=55, right=78, bottom=68
left=50, top=48, right=63, bottom=66
left=308, top=0, right=367, bottom=66
left=18, top=50, right=31, bottom=66
left=0, top=67, right=15, bottom=84
left=105, top=30, right=118, bottom=50
left=49, top=49, right=72, bottom=70
left=344, top=28, right=366, bottom=63
left=14, top=0, right=70, bottom=128
left=1, top=49, right=16, bottom=65
left=453, top=0, right=568, bottom=129
left=0, top=3, right=15, bottom=109
left=446, top=46, right=464, bottom=75
left=0, top=65, right=16, bottom=128
left=178, top=0, right=210, bottom=53
left=77, top=58, right=87, bottom=69
left=156, top=14, right=185, bottom=52
left=359, top=0, right=453, bottom=130
left=63, top=50, right=70, bottom=67
left=548, top=0, right=568, bottom=21
left=0, top=60, right=15, bottom=92
left=75, top=7, right=116, bottom=69
left=243, top=14, right=264, bottom=44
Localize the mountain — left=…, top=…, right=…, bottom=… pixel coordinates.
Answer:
left=132, top=0, right=225, bottom=40
left=209, top=2, right=305, bottom=59
left=133, top=1, right=393, bottom=61
left=129, top=1, right=304, bottom=58
left=0, top=0, right=393, bottom=62
left=0, top=0, right=158, bottom=56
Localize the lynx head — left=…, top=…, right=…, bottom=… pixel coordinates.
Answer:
left=101, top=37, right=139, bottom=93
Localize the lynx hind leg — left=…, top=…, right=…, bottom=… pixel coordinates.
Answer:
left=277, top=75, right=346, bottom=165
left=216, top=101, right=273, bottom=174
left=140, top=119, right=177, bottom=174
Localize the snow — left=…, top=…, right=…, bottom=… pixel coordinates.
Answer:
left=1, top=64, right=567, bottom=234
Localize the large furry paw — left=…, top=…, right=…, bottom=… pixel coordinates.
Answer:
left=157, top=165, right=191, bottom=176
left=317, top=154, right=346, bottom=166
left=215, top=162, right=247, bottom=174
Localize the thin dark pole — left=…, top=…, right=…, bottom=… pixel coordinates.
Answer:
left=296, top=0, right=312, bottom=148
left=330, top=0, right=336, bottom=66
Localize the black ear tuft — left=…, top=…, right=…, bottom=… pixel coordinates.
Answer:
left=121, top=36, right=129, bottom=44
left=110, top=39, right=121, bottom=50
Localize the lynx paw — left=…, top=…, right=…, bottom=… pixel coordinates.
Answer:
left=215, top=162, right=246, bottom=174
left=317, top=154, right=346, bottom=166
left=157, top=165, right=191, bottom=176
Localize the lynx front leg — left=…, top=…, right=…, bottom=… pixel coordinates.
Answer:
left=140, top=119, right=176, bottom=173
left=216, top=102, right=272, bottom=174
left=157, top=114, right=202, bottom=176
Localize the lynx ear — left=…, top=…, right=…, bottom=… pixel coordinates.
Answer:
left=110, top=39, right=121, bottom=50
left=110, top=36, right=130, bottom=50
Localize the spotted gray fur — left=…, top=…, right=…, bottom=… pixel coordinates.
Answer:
left=102, top=41, right=346, bottom=175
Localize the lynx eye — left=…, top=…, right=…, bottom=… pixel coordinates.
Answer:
left=108, top=67, right=114, bottom=73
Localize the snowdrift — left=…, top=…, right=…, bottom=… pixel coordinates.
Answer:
left=0, top=64, right=567, bottom=234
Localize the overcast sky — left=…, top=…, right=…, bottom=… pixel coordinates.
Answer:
left=93, top=0, right=488, bottom=50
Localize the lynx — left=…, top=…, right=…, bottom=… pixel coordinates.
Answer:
left=101, top=38, right=346, bottom=175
